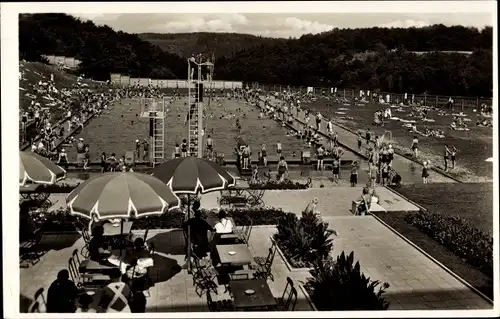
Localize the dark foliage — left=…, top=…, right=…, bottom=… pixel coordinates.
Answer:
left=305, top=251, right=390, bottom=310
left=405, top=211, right=493, bottom=278
left=138, top=32, right=288, bottom=58
left=20, top=13, right=493, bottom=96
left=248, top=179, right=309, bottom=190
left=19, top=13, right=185, bottom=81
left=32, top=207, right=288, bottom=232
left=273, top=211, right=335, bottom=268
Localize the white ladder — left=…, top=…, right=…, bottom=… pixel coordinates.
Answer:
left=188, top=101, right=200, bottom=156
left=152, top=118, right=164, bottom=165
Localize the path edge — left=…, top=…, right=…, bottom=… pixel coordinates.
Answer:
left=369, top=212, right=494, bottom=305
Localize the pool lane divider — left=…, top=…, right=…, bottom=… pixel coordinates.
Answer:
left=258, top=96, right=462, bottom=183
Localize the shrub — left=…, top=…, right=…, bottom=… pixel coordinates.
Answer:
left=32, top=206, right=288, bottom=232
left=273, top=211, right=335, bottom=268
left=305, top=251, right=390, bottom=310
left=249, top=179, right=309, bottom=190
left=405, top=211, right=493, bottom=277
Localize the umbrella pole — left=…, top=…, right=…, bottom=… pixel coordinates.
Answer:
left=187, top=195, right=192, bottom=273
left=119, top=219, right=124, bottom=271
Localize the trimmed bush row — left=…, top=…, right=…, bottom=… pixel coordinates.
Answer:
left=33, top=206, right=288, bottom=233
left=37, top=180, right=309, bottom=194
left=249, top=179, right=309, bottom=190
left=405, top=210, right=493, bottom=277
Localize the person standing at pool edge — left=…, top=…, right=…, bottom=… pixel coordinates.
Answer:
left=411, top=136, right=419, bottom=158
left=261, top=144, right=268, bottom=166
left=277, top=156, right=288, bottom=183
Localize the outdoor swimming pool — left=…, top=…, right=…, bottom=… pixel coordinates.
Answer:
left=67, top=97, right=318, bottom=162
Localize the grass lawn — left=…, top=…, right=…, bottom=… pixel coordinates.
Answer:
left=389, top=183, right=493, bottom=234
left=301, top=98, right=493, bottom=182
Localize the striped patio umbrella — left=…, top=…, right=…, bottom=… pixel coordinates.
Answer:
left=20, top=151, right=66, bottom=186
left=66, top=172, right=181, bottom=220
left=152, top=157, right=236, bottom=194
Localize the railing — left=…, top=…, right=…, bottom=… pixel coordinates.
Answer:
left=109, top=73, right=243, bottom=90
left=107, top=73, right=492, bottom=109
left=251, top=83, right=492, bottom=110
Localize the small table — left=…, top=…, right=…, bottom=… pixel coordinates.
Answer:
left=84, top=260, right=117, bottom=272
left=229, top=279, right=277, bottom=310
left=216, top=244, right=253, bottom=266
left=103, top=221, right=134, bottom=237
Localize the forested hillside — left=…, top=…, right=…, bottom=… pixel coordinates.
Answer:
left=138, top=32, right=288, bottom=58
left=19, top=14, right=493, bottom=97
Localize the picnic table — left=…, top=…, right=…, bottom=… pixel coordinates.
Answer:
left=229, top=279, right=277, bottom=310
left=216, top=244, right=253, bottom=266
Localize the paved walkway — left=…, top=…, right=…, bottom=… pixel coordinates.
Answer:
left=21, top=187, right=490, bottom=312
left=261, top=96, right=455, bottom=184
left=200, top=186, right=419, bottom=216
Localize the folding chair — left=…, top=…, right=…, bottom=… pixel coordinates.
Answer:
left=234, top=216, right=252, bottom=245
left=251, top=243, right=277, bottom=281
left=31, top=288, right=46, bottom=313
left=276, top=277, right=294, bottom=308
left=206, top=291, right=234, bottom=312
left=278, top=287, right=298, bottom=311
left=72, top=248, right=89, bottom=273
left=20, top=228, right=43, bottom=267
left=192, top=253, right=219, bottom=296
left=73, top=222, right=91, bottom=258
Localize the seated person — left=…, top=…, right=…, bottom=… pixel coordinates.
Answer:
left=88, top=225, right=111, bottom=262
left=127, top=238, right=150, bottom=261
left=75, top=293, right=96, bottom=313
left=46, top=270, right=80, bottom=313
left=214, top=210, right=233, bottom=234
left=354, top=187, right=372, bottom=215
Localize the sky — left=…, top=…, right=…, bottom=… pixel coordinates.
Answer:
left=72, top=12, right=493, bottom=38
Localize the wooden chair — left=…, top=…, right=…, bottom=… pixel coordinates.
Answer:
left=28, top=288, right=46, bottom=313
left=68, top=256, right=110, bottom=289
left=28, top=301, right=41, bottom=313
left=74, top=222, right=91, bottom=258
left=234, top=216, right=252, bottom=245
left=251, top=243, right=277, bottom=281
left=20, top=228, right=43, bottom=267
left=72, top=248, right=89, bottom=273
left=253, top=241, right=276, bottom=267
left=278, top=287, right=298, bottom=311
left=192, top=253, right=219, bottom=296
left=206, top=291, right=234, bottom=312
left=276, top=277, right=294, bottom=308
